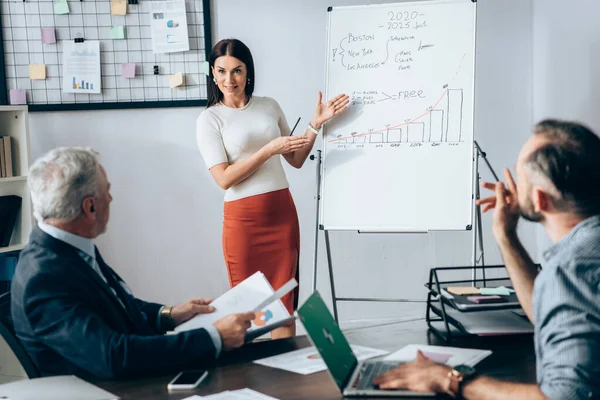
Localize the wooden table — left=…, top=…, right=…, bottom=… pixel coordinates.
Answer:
left=94, top=321, right=536, bottom=399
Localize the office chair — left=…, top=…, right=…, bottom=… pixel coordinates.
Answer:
left=0, top=291, right=40, bottom=378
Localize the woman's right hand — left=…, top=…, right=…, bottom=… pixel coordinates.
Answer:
left=265, top=136, right=310, bottom=156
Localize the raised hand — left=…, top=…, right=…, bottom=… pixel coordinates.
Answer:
left=476, top=168, right=521, bottom=239
left=311, top=92, right=350, bottom=129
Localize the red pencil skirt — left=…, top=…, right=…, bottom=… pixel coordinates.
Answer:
left=222, top=188, right=300, bottom=315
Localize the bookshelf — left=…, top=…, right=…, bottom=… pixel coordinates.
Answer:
left=0, top=106, right=32, bottom=255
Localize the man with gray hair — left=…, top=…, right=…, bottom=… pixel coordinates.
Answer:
left=374, top=119, right=600, bottom=399
left=11, top=147, right=255, bottom=379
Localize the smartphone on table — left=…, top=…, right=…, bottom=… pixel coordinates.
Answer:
left=167, top=369, right=208, bottom=391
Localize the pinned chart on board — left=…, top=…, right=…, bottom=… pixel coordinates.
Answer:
left=150, top=0, right=190, bottom=54
left=0, top=0, right=210, bottom=110
left=62, top=41, right=101, bottom=94
left=321, top=0, right=477, bottom=231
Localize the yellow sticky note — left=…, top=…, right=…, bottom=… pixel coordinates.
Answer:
left=168, top=73, right=184, bottom=88
left=29, top=64, right=46, bottom=80
left=111, top=0, right=127, bottom=16
left=447, top=286, right=480, bottom=295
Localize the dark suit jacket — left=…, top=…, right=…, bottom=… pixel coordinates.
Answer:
left=11, top=226, right=216, bottom=379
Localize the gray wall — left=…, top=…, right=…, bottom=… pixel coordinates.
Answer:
left=27, top=0, right=535, bottom=325
left=532, top=0, right=600, bottom=257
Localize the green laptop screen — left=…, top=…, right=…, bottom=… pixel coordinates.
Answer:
left=297, top=292, right=357, bottom=390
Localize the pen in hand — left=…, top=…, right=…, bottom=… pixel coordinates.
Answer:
left=289, top=117, right=301, bottom=136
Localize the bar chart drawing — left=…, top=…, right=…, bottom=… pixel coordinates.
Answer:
left=429, top=110, right=444, bottom=142
left=388, top=128, right=402, bottom=143
left=445, top=89, right=463, bottom=142
left=332, top=88, right=465, bottom=145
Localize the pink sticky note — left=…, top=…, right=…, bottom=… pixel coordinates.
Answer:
left=121, top=63, right=136, bottom=78
left=9, top=89, right=26, bottom=105
left=422, top=351, right=452, bottom=364
left=41, top=28, right=56, bottom=44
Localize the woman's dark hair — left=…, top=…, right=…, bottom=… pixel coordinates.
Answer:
left=206, top=39, right=255, bottom=108
left=526, top=119, right=600, bottom=216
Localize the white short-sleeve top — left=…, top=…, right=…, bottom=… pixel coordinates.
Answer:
left=196, top=96, right=291, bottom=202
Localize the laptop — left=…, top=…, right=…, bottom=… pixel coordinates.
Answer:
left=296, top=292, right=434, bottom=397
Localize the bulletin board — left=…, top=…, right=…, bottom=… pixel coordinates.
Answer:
left=0, top=0, right=211, bottom=111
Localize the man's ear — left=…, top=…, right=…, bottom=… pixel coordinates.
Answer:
left=532, top=187, right=550, bottom=213
left=82, top=197, right=95, bottom=217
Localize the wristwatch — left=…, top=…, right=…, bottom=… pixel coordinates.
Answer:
left=446, top=365, right=477, bottom=398
left=160, top=306, right=176, bottom=331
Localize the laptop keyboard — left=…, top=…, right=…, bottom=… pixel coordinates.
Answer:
left=355, top=361, right=400, bottom=390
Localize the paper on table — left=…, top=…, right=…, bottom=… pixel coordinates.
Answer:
left=111, top=0, right=127, bottom=15
left=30, top=64, right=46, bottom=80
left=0, top=375, right=118, bottom=400
left=53, top=0, right=69, bottom=15
left=253, top=345, right=389, bottom=375
left=421, top=351, right=452, bottom=364
left=480, top=287, right=511, bottom=296
left=9, top=89, right=26, bottom=105
left=122, top=63, right=136, bottom=78
left=447, top=286, right=480, bottom=295
left=168, top=73, right=184, bottom=88
left=41, top=28, right=56, bottom=44
left=384, top=344, right=491, bottom=367
left=187, top=389, right=279, bottom=400
left=110, top=26, right=125, bottom=39
left=174, top=272, right=295, bottom=334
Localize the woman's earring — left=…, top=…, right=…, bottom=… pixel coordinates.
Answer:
left=247, top=78, right=251, bottom=84
left=212, top=78, right=217, bottom=84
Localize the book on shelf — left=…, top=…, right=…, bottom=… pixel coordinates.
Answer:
left=3, top=136, right=13, bottom=177
left=0, top=136, right=14, bottom=178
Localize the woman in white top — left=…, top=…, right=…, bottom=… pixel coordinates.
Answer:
left=196, top=39, right=348, bottom=338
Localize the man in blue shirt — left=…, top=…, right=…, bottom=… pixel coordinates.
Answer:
left=374, top=119, right=600, bottom=399
left=11, top=147, right=255, bottom=379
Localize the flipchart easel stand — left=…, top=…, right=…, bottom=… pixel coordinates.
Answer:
left=309, top=140, right=499, bottom=323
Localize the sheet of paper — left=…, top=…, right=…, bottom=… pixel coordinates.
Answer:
left=9, top=89, right=26, bottom=105
left=41, top=28, right=56, bottom=44
left=150, top=0, right=190, bottom=53
left=29, top=64, right=46, bottom=80
left=447, top=286, right=480, bottom=295
left=62, top=41, right=101, bottom=94
left=384, top=344, right=491, bottom=367
left=175, top=272, right=293, bottom=334
left=421, top=351, right=452, bottom=364
left=53, top=0, right=69, bottom=15
left=122, top=63, right=136, bottom=78
left=110, top=26, right=125, bottom=39
left=168, top=72, right=184, bottom=88
left=111, top=0, right=127, bottom=15
left=200, top=61, right=210, bottom=76
left=0, top=375, right=118, bottom=400
left=254, top=345, right=389, bottom=375
left=192, top=389, right=279, bottom=400
left=480, top=287, right=511, bottom=296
